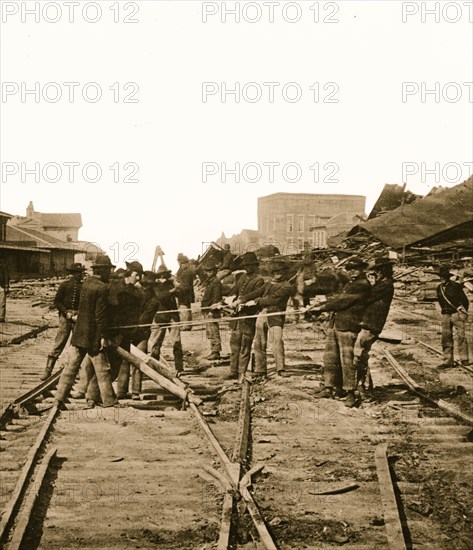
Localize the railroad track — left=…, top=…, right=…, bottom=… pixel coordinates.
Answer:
left=1, top=314, right=472, bottom=548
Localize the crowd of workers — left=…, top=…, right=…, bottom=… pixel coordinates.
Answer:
left=41, top=246, right=470, bottom=410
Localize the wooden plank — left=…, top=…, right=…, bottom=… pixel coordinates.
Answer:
left=374, top=444, right=407, bottom=550
left=232, top=380, right=251, bottom=465
left=115, top=346, right=202, bottom=406
left=8, top=447, right=57, bottom=550
left=384, top=350, right=421, bottom=390
left=130, top=344, right=187, bottom=390
left=0, top=405, right=59, bottom=543
left=13, top=368, right=63, bottom=407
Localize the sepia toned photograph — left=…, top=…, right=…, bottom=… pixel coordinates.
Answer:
left=0, top=1, right=472, bottom=548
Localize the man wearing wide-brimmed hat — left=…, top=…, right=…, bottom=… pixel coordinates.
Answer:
left=107, top=260, right=144, bottom=398
left=55, top=255, right=119, bottom=409
left=353, top=256, right=395, bottom=392
left=147, top=264, right=184, bottom=373
left=311, top=256, right=371, bottom=407
left=436, top=265, right=470, bottom=368
left=41, top=262, right=86, bottom=380
left=228, top=251, right=265, bottom=381
left=253, top=260, right=293, bottom=378
left=201, top=262, right=223, bottom=360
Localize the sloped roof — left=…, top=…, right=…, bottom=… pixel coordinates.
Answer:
left=368, top=184, right=420, bottom=219
left=6, top=225, right=79, bottom=251
left=348, top=176, right=473, bottom=249
left=39, top=213, right=82, bottom=228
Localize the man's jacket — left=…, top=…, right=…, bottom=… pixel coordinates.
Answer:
left=361, top=277, right=394, bottom=334
left=322, top=275, right=371, bottom=332
left=53, top=278, right=82, bottom=316
left=437, top=281, right=469, bottom=314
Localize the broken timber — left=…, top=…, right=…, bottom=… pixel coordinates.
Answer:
left=374, top=444, right=407, bottom=550
left=114, top=346, right=202, bottom=406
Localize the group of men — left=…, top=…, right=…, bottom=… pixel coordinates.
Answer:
left=45, top=245, right=469, bottom=410
left=49, top=254, right=205, bottom=408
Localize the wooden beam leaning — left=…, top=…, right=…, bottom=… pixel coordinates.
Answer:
left=374, top=444, right=407, bottom=550
left=130, top=344, right=187, bottom=390
left=114, top=346, right=202, bottom=406
left=8, top=447, right=57, bottom=550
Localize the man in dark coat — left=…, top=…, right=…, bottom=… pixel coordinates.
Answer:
left=228, top=252, right=265, bottom=381
left=54, top=255, right=118, bottom=408
left=148, top=264, right=184, bottom=373
left=353, top=256, right=395, bottom=391
left=106, top=260, right=144, bottom=398
left=311, top=257, right=371, bottom=407
left=201, top=263, right=223, bottom=360
left=253, top=261, right=293, bottom=378
left=176, top=253, right=196, bottom=330
left=129, top=270, right=160, bottom=398
left=0, top=259, right=10, bottom=323
left=42, top=262, right=86, bottom=380
left=436, top=265, right=470, bottom=368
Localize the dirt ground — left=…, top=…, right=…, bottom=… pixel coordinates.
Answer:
left=2, top=288, right=473, bottom=549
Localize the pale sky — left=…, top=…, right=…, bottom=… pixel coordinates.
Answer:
left=1, top=1, right=472, bottom=271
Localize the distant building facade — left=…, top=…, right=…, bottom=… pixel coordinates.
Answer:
left=258, top=193, right=366, bottom=254
left=10, top=201, right=82, bottom=242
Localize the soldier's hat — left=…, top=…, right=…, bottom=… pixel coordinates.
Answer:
left=91, top=255, right=116, bottom=269
left=125, top=260, right=144, bottom=274
left=271, top=260, right=289, bottom=273
left=369, top=256, right=395, bottom=271
left=241, top=252, right=259, bottom=267
left=156, top=264, right=172, bottom=277
left=66, top=262, right=86, bottom=273
left=141, top=270, right=158, bottom=285
left=438, top=265, right=452, bottom=279
left=344, top=256, right=368, bottom=270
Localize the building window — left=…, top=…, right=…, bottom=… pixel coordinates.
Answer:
left=297, top=238, right=304, bottom=251
left=287, top=214, right=293, bottom=233
left=298, top=215, right=304, bottom=233
left=308, top=215, right=315, bottom=230
left=266, top=216, right=269, bottom=234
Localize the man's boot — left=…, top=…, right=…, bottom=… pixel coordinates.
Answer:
left=41, top=355, right=57, bottom=381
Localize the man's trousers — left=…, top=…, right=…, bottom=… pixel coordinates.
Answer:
left=441, top=312, right=469, bottom=365
left=55, top=346, right=117, bottom=407
left=254, top=310, right=285, bottom=374
left=323, top=328, right=358, bottom=391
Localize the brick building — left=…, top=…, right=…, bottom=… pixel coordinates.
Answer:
left=257, top=193, right=366, bottom=254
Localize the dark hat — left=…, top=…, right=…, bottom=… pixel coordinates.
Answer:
left=438, top=265, right=452, bottom=278
left=369, top=256, right=395, bottom=271
left=125, top=260, right=144, bottom=274
left=271, top=260, right=289, bottom=273
left=66, top=262, right=86, bottom=273
left=241, top=252, right=259, bottom=267
left=345, top=256, right=368, bottom=270
left=91, top=255, right=116, bottom=269
left=141, top=270, right=157, bottom=285
left=177, top=253, right=188, bottom=263
left=156, top=264, right=172, bottom=277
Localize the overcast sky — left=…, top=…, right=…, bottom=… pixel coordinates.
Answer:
left=1, top=1, right=472, bottom=270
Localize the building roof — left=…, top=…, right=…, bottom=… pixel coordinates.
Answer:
left=348, top=176, right=473, bottom=249
left=367, top=184, right=420, bottom=219
left=0, top=211, right=12, bottom=220
left=38, top=213, right=82, bottom=228
left=6, top=225, right=80, bottom=251
left=258, top=192, right=365, bottom=200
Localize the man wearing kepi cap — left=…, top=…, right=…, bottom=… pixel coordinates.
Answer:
left=41, top=262, right=86, bottom=380
left=310, top=256, right=371, bottom=407
left=253, top=260, right=293, bottom=379
left=54, top=255, right=119, bottom=409
left=436, top=265, right=470, bottom=368
left=228, top=251, right=265, bottom=381
left=353, top=256, right=395, bottom=393
left=201, top=262, right=223, bottom=361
